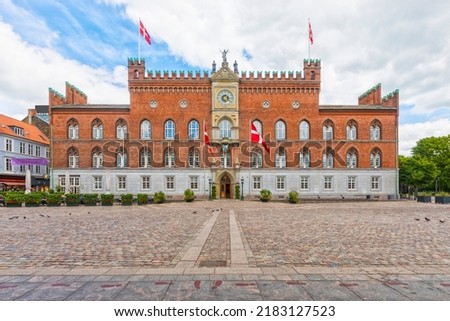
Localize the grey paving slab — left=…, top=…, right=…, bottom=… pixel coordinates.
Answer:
left=0, top=283, right=40, bottom=300
left=16, top=282, right=86, bottom=301
left=212, top=280, right=263, bottom=301
left=341, top=281, right=411, bottom=301
left=384, top=281, right=450, bottom=301
left=114, top=281, right=169, bottom=301
left=163, top=280, right=215, bottom=300
left=258, top=280, right=312, bottom=301
left=65, top=282, right=126, bottom=301
left=301, top=281, right=362, bottom=301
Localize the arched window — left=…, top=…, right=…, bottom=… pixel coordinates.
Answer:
left=370, top=148, right=382, bottom=168
left=299, top=120, right=310, bottom=140
left=165, top=148, right=175, bottom=167
left=68, top=147, right=79, bottom=168
left=275, top=147, right=286, bottom=168
left=253, top=120, right=262, bottom=136
left=251, top=148, right=263, bottom=168
left=116, top=148, right=128, bottom=168
left=370, top=120, right=381, bottom=140
left=92, top=119, right=103, bottom=139
left=188, top=148, right=200, bottom=168
left=165, top=120, right=175, bottom=139
left=140, top=148, right=151, bottom=167
left=92, top=147, right=103, bottom=168
left=188, top=120, right=200, bottom=140
left=346, top=148, right=358, bottom=168
left=220, top=148, right=232, bottom=168
left=300, top=147, right=310, bottom=168
left=116, top=119, right=127, bottom=139
left=323, top=120, right=334, bottom=140
left=346, top=120, right=357, bottom=140
left=219, top=118, right=232, bottom=139
left=68, top=119, right=79, bottom=139
left=275, top=120, right=286, bottom=140
left=140, top=120, right=151, bottom=139
left=323, top=148, right=334, bottom=168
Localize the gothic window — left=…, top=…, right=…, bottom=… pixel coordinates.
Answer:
left=68, top=147, right=79, bottom=168
left=299, top=120, right=310, bottom=140
left=92, top=147, right=103, bottom=168
left=92, top=119, right=103, bottom=139
left=322, top=148, right=334, bottom=168
left=251, top=148, right=263, bottom=168
left=140, top=120, right=151, bottom=139
left=116, top=148, right=128, bottom=168
left=68, top=119, right=79, bottom=139
left=300, top=147, right=310, bottom=168
left=165, top=148, right=175, bottom=167
left=116, top=119, right=127, bottom=139
left=219, top=118, right=232, bottom=139
left=370, top=148, right=382, bottom=168
left=275, top=147, right=286, bottom=168
left=346, top=148, right=358, bottom=168
left=140, top=148, right=152, bottom=167
left=323, top=120, right=334, bottom=140
left=188, top=120, right=200, bottom=140
left=188, top=148, right=200, bottom=168
left=370, top=120, right=381, bottom=140
left=275, top=120, right=286, bottom=140
left=165, top=120, right=175, bottom=139
left=346, top=120, right=357, bottom=140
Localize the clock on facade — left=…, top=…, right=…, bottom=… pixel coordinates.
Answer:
left=217, top=89, right=234, bottom=105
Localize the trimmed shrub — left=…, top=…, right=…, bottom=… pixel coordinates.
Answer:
left=24, top=193, right=42, bottom=206
left=153, top=191, right=166, bottom=204
left=120, top=193, right=133, bottom=205
left=83, top=193, right=99, bottom=206
left=101, top=194, right=114, bottom=206
left=234, top=185, right=240, bottom=199
left=65, top=193, right=80, bottom=206
left=288, top=190, right=299, bottom=204
left=5, top=192, right=24, bottom=207
left=137, top=193, right=148, bottom=205
left=211, top=185, right=217, bottom=200
left=259, top=189, right=272, bottom=202
left=46, top=193, right=63, bottom=206
left=183, top=189, right=195, bottom=202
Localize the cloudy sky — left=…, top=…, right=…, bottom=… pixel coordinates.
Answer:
left=0, top=0, right=449, bottom=155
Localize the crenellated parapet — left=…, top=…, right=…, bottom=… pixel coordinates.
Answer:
left=48, top=87, right=65, bottom=107
left=240, top=70, right=303, bottom=80
left=65, top=81, right=87, bottom=105
left=358, top=83, right=382, bottom=105
left=147, top=70, right=210, bottom=80
left=381, top=89, right=400, bottom=108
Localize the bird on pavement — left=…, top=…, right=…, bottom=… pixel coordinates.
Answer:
left=414, top=218, right=420, bottom=221
left=425, top=217, right=431, bottom=222
left=439, top=219, right=445, bottom=223
left=193, top=211, right=197, bottom=214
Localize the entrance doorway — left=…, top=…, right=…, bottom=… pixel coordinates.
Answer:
left=220, top=175, right=232, bottom=198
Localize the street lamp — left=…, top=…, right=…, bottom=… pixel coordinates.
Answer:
left=208, top=178, right=212, bottom=200
left=240, top=177, right=244, bottom=200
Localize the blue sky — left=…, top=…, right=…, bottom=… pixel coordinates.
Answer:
left=0, top=0, right=449, bottom=155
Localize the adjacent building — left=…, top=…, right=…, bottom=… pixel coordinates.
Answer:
left=0, top=113, right=50, bottom=190
left=49, top=55, right=399, bottom=199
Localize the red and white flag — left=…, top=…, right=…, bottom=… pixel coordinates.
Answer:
left=139, top=20, right=151, bottom=45
left=251, top=122, right=270, bottom=153
left=308, top=20, right=314, bottom=45
left=204, top=125, right=214, bottom=154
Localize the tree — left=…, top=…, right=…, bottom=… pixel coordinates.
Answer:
left=399, top=155, right=438, bottom=196
left=411, top=135, right=450, bottom=191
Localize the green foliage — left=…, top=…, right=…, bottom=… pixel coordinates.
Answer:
left=400, top=155, right=438, bottom=194
left=5, top=192, right=24, bottom=206
left=234, top=185, right=240, bottom=199
left=101, top=194, right=114, bottom=204
left=46, top=193, right=63, bottom=205
left=83, top=193, right=98, bottom=205
left=65, top=193, right=80, bottom=204
left=24, top=193, right=42, bottom=205
left=288, top=190, right=299, bottom=203
left=259, top=189, right=272, bottom=202
left=153, top=191, right=166, bottom=204
left=120, top=193, right=133, bottom=204
left=137, top=193, right=148, bottom=205
left=55, top=185, right=62, bottom=193
left=183, top=189, right=195, bottom=202
left=211, top=185, right=217, bottom=200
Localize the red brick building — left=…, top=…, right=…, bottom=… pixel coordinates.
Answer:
left=49, top=54, right=399, bottom=199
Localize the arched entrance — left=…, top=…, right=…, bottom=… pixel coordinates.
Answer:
left=220, top=174, right=232, bottom=199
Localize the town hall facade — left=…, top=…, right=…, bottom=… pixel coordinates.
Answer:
left=49, top=53, right=399, bottom=199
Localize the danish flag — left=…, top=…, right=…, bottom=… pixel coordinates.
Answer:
left=308, top=20, right=314, bottom=45
left=204, top=125, right=214, bottom=154
left=251, top=122, right=270, bottom=153
left=139, top=20, right=151, bottom=45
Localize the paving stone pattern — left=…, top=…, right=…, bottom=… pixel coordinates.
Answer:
left=1, top=200, right=449, bottom=301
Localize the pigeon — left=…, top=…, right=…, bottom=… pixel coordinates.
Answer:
left=9, top=216, right=17, bottom=220
left=87, top=212, right=91, bottom=214
left=341, top=195, right=345, bottom=199
left=439, top=219, right=445, bottom=223
left=47, top=215, right=50, bottom=218
left=40, top=214, right=45, bottom=217
left=193, top=211, right=197, bottom=214
left=23, top=216, right=26, bottom=219
left=425, top=217, right=431, bottom=222
left=414, top=218, right=420, bottom=221
left=69, top=213, right=71, bottom=215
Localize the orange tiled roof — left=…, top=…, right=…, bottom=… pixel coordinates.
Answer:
left=0, top=113, right=49, bottom=145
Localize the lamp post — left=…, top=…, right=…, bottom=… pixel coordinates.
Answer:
left=240, top=177, right=244, bottom=200
left=208, top=178, right=212, bottom=200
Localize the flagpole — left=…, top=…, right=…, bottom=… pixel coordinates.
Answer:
left=138, top=18, right=141, bottom=62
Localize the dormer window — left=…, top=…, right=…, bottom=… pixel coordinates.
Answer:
left=11, top=126, right=24, bottom=136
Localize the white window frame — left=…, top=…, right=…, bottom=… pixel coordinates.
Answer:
left=92, top=151, right=103, bottom=168
left=93, top=123, right=103, bottom=139
left=141, top=176, right=151, bottom=190
left=165, top=120, right=175, bottom=140
left=140, top=149, right=151, bottom=168
left=5, top=138, right=12, bottom=152
left=165, top=176, right=175, bottom=190
left=20, top=142, right=26, bottom=154
left=188, top=120, right=199, bottom=140
left=93, top=176, right=103, bottom=190
left=189, top=149, right=200, bottom=168
left=69, top=175, right=80, bottom=194
left=117, top=176, right=127, bottom=190
left=165, top=149, right=175, bottom=168
left=275, top=149, right=286, bottom=168
left=276, top=176, right=286, bottom=191
left=299, top=121, right=309, bottom=140
left=58, top=175, right=66, bottom=193
left=300, top=176, right=310, bottom=190
left=253, top=176, right=262, bottom=190
left=5, top=158, right=12, bottom=171
left=324, top=176, right=333, bottom=190
left=68, top=124, right=79, bottom=139
left=347, top=176, right=357, bottom=191
left=300, top=149, right=310, bottom=168
left=141, top=120, right=151, bottom=140
left=371, top=176, right=381, bottom=191
left=219, top=119, right=232, bottom=139
left=275, top=120, right=286, bottom=140
left=189, top=176, right=199, bottom=190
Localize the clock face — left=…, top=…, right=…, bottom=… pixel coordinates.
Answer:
left=217, top=89, right=234, bottom=105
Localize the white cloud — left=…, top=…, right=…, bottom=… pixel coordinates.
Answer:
left=0, top=20, right=128, bottom=119
left=399, top=119, right=450, bottom=156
